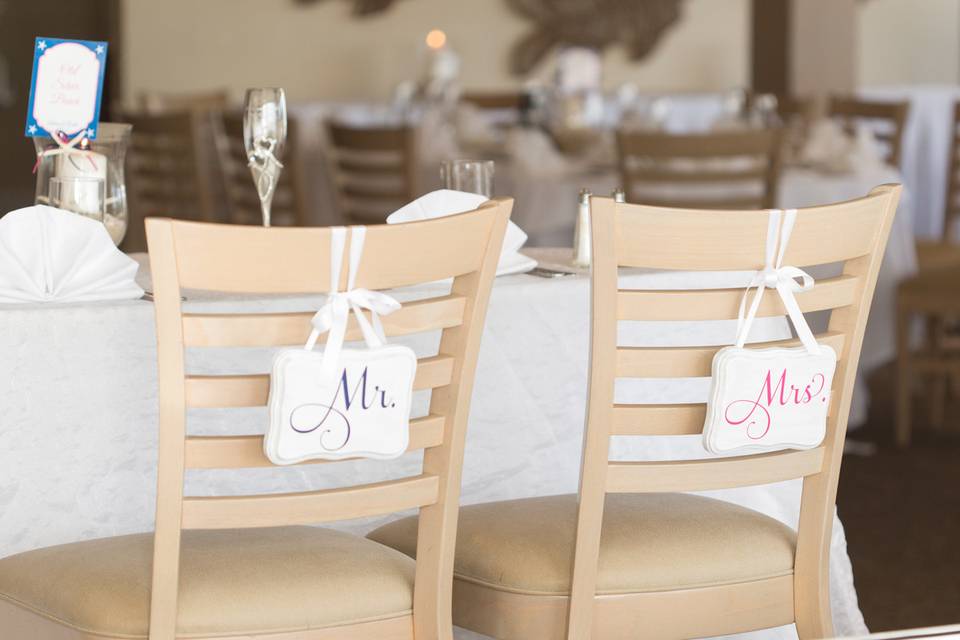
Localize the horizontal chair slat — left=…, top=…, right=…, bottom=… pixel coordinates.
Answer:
left=615, top=331, right=846, bottom=378
left=181, top=474, right=440, bottom=529
left=605, top=448, right=825, bottom=493
left=182, top=295, right=466, bottom=347
left=625, top=168, right=768, bottom=183
left=630, top=197, right=766, bottom=210
left=184, top=414, right=446, bottom=469
left=618, top=275, right=858, bottom=321
left=614, top=199, right=885, bottom=269
left=612, top=403, right=706, bottom=436
left=185, top=354, right=454, bottom=408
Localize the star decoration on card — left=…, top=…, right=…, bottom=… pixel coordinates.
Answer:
left=27, top=125, right=37, bottom=135
left=95, top=45, right=104, bottom=55
left=86, top=128, right=95, bottom=137
left=37, top=40, right=47, bottom=51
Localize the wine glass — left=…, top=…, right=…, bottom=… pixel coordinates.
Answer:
left=440, top=160, right=494, bottom=197
left=243, top=88, right=287, bottom=227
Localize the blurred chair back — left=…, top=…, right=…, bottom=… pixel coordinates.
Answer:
left=616, top=129, right=782, bottom=209
left=829, top=97, right=909, bottom=168
left=217, top=111, right=307, bottom=226
left=327, top=122, right=418, bottom=225
left=461, top=92, right=527, bottom=111
left=942, top=101, right=960, bottom=240
left=123, top=112, right=217, bottom=252
left=139, top=89, right=230, bottom=115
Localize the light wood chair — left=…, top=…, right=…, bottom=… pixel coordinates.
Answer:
left=123, top=112, right=218, bottom=252
left=370, top=186, right=901, bottom=639
left=326, top=122, right=419, bottom=225
left=829, top=96, right=910, bottom=168
left=0, top=200, right=511, bottom=639
left=216, top=111, right=308, bottom=226
left=616, top=129, right=782, bottom=209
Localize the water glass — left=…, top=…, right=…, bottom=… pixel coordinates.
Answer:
left=440, top=160, right=494, bottom=197
left=49, top=176, right=105, bottom=221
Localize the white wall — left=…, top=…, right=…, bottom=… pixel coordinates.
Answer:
left=121, top=0, right=750, bottom=104
left=858, top=0, right=960, bottom=87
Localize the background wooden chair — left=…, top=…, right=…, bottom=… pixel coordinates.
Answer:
left=326, top=122, right=419, bottom=225
left=0, top=200, right=511, bottom=639
left=829, top=96, right=910, bottom=168
left=460, top=92, right=527, bottom=111
left=616, top=129, right=782, bottom=209
left=138, top=89, right=231, bottom=115
left=216, top=111, right=308, bottom=226
left=122, top=111, right=218, bottom=252
left=370, top=186, right=901, bottom=639
left=895, top=102, right=960, bottom=447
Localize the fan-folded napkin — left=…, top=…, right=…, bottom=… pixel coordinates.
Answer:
left=0, top=205, right=144, bottom=304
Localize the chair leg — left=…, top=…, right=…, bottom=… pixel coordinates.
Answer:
left=794, top=567, right=833, bottom=640
left=896, top=308, right=913, bottom=447
left=928, top=317, right=947, bottom=431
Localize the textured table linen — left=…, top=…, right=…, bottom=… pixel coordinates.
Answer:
left=0, top=257, right=869, bottom=638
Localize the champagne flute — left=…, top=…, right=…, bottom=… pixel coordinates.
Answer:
left=243, top=88, right=287, bottom=227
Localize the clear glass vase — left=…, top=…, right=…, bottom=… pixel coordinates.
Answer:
left=32, top=122, right=132, bottom=246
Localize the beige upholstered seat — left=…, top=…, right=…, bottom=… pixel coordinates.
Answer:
left=369, top=493, right=796, bottom=596
left=0, top=526, right=414, bottom=639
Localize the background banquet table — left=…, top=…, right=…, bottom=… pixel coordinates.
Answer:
left=0, top=257, right=870, bottom=639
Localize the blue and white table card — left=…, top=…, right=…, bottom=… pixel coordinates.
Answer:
left=25, top=37, right=107, bottom=140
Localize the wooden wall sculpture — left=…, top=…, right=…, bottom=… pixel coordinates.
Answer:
left=507, top=0, right=685, bottom=75
left=295, top=0, right=401, bottom=17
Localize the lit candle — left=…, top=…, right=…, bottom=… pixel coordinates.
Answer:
left=51, top=137, right=106, bottom=218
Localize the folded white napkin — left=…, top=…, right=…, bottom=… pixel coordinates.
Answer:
left=0, top=205, right=144, bottom=304
left=386, top=190, right=535, bottom=276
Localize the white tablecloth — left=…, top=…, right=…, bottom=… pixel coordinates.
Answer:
left=0, top=258, right=871, bottom=638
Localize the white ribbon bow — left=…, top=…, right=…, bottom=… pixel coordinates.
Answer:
left=305, top=226, right=402, bottom=376
left=735, top=209, right=820, bottom=353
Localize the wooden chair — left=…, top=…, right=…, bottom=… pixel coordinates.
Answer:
left=616, top=129, right=782, bottom=209
left=0, top=200, right=511, bottom=639
left=216, top=111, right=308, bottom=226
left=370, top=186, right=901, bottom=639
left=139, top=89, right=230, bottom=115
left=829, top=96, right=910, bottom=168
left=895, top=102, right=960, bottom=447
left=327, top=122, right=419, bottom=225
left=461, top=92, right=527, bottom=111
left=123, top=112, right=218, bottom=252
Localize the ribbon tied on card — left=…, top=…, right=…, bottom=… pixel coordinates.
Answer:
left=265, top=226, right=417, bottom=465
left=702, top=209, right=837, bottom=455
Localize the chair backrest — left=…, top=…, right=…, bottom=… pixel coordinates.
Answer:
left=942, top=101, right=960, bottom=240
left=326, top=122, right=419, bottom=225
left=461, top=92, right=527, bottom=111
left=139, top=89, right=231, bottom=114
left=124, top=112, right=218, bottom=252
left=616, top=129, right=782, bottom=209
left=566, top=186, right=901, bottom=637
left=217, top=111, right=308, bottom=226
left=829, top=96, right=909, bottom=168
left=145, top=199, right=511, bottom=638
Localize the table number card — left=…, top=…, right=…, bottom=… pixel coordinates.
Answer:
left=25, top=37, right=107, bottom=140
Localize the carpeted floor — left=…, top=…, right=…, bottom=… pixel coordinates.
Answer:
left=836, top=364, right=960, bottom=632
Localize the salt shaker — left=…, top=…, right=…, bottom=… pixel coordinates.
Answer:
left=572, top=188, right=592, bottom=268
left=612, top=188, right=626, bottom=203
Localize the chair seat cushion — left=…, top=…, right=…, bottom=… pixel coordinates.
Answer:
left=0, top=526, right=414, bottom=638
left=368, top=493, right=796, bottom=596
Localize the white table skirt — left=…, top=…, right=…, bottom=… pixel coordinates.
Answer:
left=0, top=258, right=868, bottom=638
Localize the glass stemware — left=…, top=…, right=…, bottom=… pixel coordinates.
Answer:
left=243, top=88, right=287, bottom=227
left=440, top=159, right=494, bottom=197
